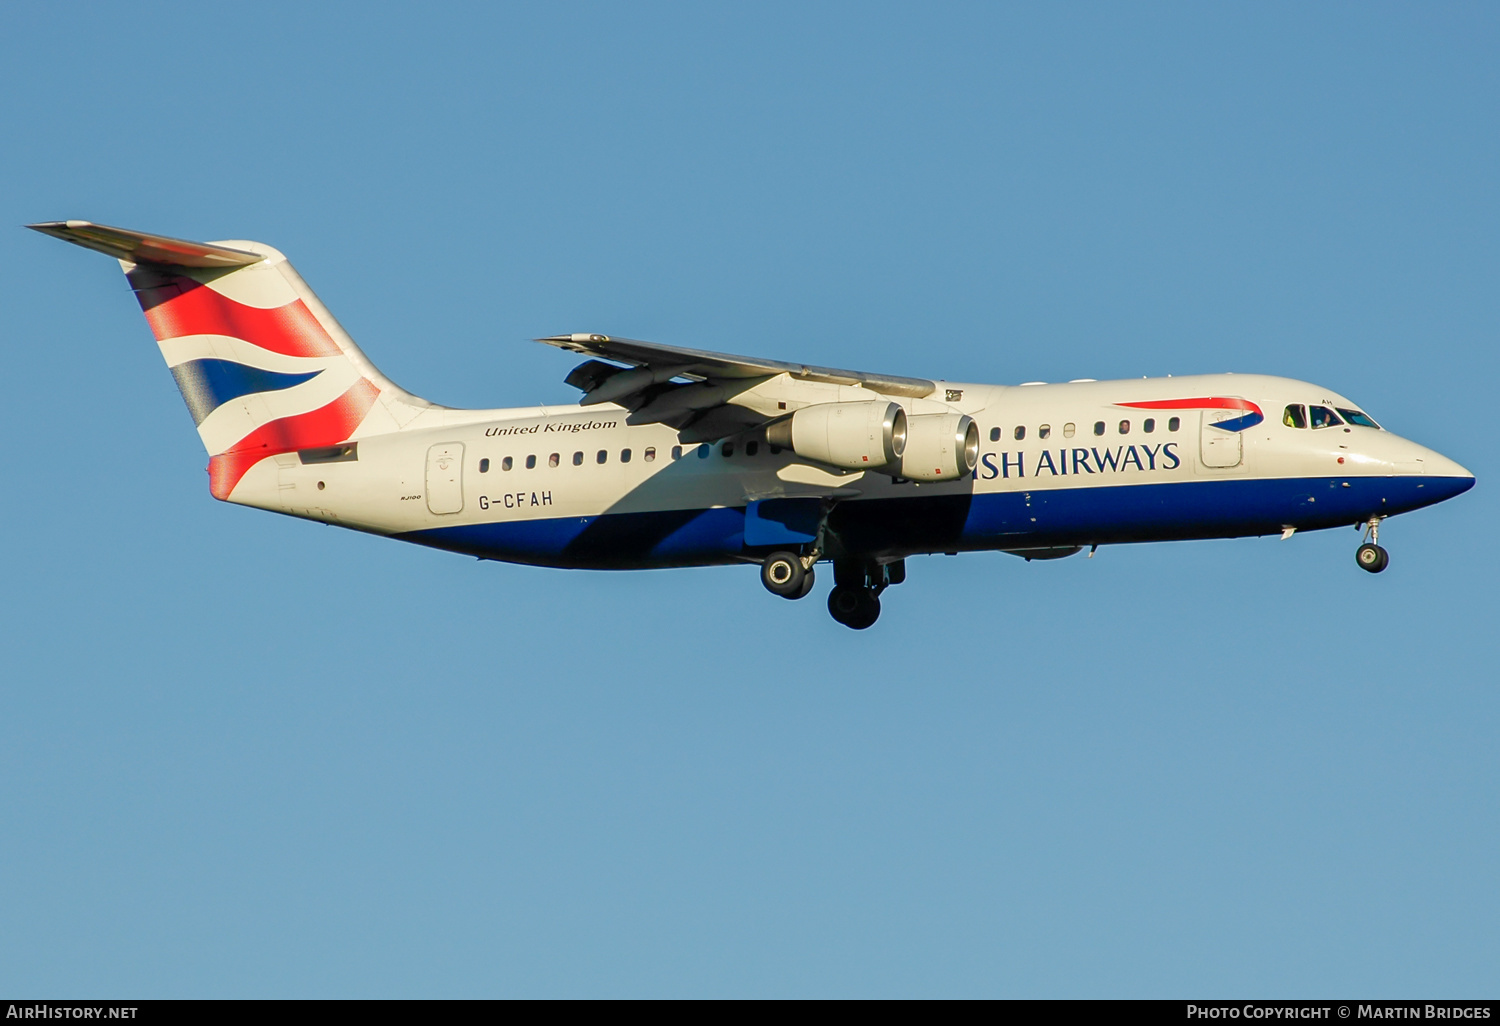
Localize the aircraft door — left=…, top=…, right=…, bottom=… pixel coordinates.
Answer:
left=426, top=442, right=465, bottom=514
left=1200, top=410, right=1243, bottom=468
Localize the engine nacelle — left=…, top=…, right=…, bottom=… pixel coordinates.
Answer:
left=766, top=401, right=907, bottom=471
left=900, top=413, right=979, bottom=481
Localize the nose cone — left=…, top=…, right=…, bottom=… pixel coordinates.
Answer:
left=1413, top=443, right=1475, bottom=503
left=1425, top=450, right=1474, bottom=481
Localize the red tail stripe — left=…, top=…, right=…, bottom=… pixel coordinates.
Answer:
left=207, top=378, right=380, bottom=499
left=138, top=278, right=342, bottom=359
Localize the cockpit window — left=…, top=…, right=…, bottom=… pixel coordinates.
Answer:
left=1309, top=405, right=1343, bottom=429
left=1336, top=408, right=1380, bottom=429
left=1283, top=404, right=1307, bottom=429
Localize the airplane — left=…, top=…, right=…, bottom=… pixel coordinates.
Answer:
left=29, top=220, right=1476, bottom=629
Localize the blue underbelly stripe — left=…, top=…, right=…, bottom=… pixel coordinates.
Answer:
left=396, top=475, right=1472, bottom=568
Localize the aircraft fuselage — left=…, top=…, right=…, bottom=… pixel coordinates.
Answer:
left=247, top=373, right=1472, bottom=569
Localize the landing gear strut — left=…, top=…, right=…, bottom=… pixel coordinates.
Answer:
left=1356, top=517, right=1389, bottom=574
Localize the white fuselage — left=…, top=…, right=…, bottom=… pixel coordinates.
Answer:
left=233, top=372, right=1472, bottom=569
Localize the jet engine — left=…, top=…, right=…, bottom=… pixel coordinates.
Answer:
left=765, top=401, right=907, bottom=471
left=900, top=413, right=980, bottom=481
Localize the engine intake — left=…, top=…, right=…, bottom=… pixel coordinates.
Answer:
left=766, top=401, right=907, bottom=471
left=900, top=413, right=979, bottom=481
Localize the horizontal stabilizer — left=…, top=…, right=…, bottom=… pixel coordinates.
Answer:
left=26, top=220, right=262, bottom=268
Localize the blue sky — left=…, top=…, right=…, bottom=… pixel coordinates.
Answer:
left=1, top=2, right=1495, bottom=997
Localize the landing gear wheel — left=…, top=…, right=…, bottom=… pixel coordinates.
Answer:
left=793, top=567, right=816, bottom=599
left=827, top=585, right=880, bottom=629
left=761, top=551, right=807, bottom=598
left=1356, top=543, right=1389, bottom=573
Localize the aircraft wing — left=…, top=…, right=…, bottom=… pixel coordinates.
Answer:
left=537, top=332, right=936, bottom=442
left=537, top=333, right=935, bottom=398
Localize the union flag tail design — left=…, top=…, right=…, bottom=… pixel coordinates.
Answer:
left=29, top=221, right=429, bottom=500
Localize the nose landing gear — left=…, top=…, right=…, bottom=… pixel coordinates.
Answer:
left=1356, top=517, right=1389, bottom=573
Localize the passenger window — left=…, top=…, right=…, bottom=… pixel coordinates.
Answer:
left=1168, top=417, right=1180, bottom=431
left=621, top=449, right=632, bottom=463
left=671, top=445, right=683, bottom=460
left=1118, top=420, right=1129, bottom=434
left=746, top=441, right=759, bottom=456
left=1310, top=406, right=1343, bottom=429
left=769, top=444, right=782, bottom=455
left=548, top=453, right=560, bottom=468
left=501, top=456, right=513, bottom=472
left=1038, top=424, right=1051, bottom=440
left=1063, top=423, right=1076, bottom=438
left=722, top=442, right=734, bottom=457
left=989, top=427, right=1001, bottom=442
left=1283, top=404, right=1308, bottom=429
left=1093, top=421, right=1105, bottom=436
left=644, top=447, right=656, bottom=462
left=1143, top=418, right=1155, bottom=433
left=596, top=450, right=607, bottom=464
left=1337, top=408, right=1380, bottom=429
left=573, top=451, right=583, bottom=466
left=1014, top=426, right=1025, bottom=441
left=698, top=444, right=710, bottom=459
left=479, top=458, right=490, bottom=473
left=525, top=455, right=536, bottom=469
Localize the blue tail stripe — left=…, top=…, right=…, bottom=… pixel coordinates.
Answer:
left=169, top=359, right=322, bottom=425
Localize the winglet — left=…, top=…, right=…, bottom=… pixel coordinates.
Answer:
left=26, top=220, right=262, bottom=268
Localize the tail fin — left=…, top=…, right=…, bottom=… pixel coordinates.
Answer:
left=29, top=221, right=432, bottom=499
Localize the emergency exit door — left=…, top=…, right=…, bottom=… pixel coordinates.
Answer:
left=426, top=443, right=465, bottom=514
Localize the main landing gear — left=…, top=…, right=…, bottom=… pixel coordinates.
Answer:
left=1356, top=517, right=1389, bottom=574
left=827, top=585, right=880, bottom=630
left=758, top=553, right=905, bottom=629
left=826, top=558, right=903, bottom=630
left=760, top=550, right=816, bottom=599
